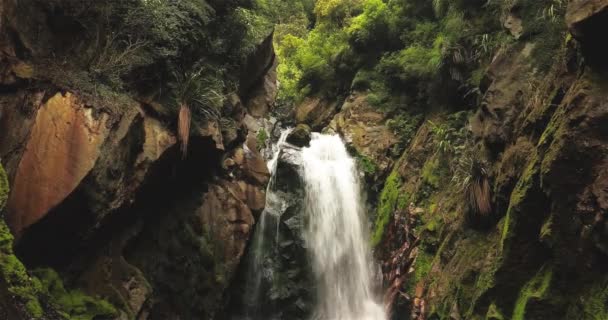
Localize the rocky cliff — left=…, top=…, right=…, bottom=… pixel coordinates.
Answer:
left=0, top=0, right=278, bottom=318
left=2, top=0, right=608, bottom=319
left=288, top=0, right=608, bottom=319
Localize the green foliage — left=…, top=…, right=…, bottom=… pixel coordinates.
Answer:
left=357, top=155, right=378, bottom=176
left=314, top=0, right=361, bottom=22
left=429, top=113, right=470, bottom=159
left=422, top=157, right=442, bottom=188
left=171, top=67, right=224, bottom=121
left=378, top=41, right=442, bottom=84
left=347, top=0, right=390, bottom=50
left=256, top=128, right=268, bottom=149
left=36, top=0, right=276, bottom=117
left=33, top=268, right=117, bottom=320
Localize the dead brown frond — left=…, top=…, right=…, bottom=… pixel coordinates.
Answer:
left=467, top=172, right=492, bottom=216
left=453, top=151, right=493, bottom=220
left=178, top=104, right=191, bottom=158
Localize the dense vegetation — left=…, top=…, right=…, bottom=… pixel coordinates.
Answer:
left=273, top=0, right=566, bottom=112
left=27, top=0, right=278, bottom=121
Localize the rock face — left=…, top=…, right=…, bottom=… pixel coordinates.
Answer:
left=246, top=59, right=279, bottom=118
left=368, top=8, right=608, bottom=320
left=294, top=97, right=339, bottom=130
left=566, top=0, right=608, bottom=70
left=327, top=93, right=398, bottom=178
left=7, top=92, right=111, bottom=235
left=226, top=144, right=314, bottom=320
left=0, top=1, right=278, bottom=318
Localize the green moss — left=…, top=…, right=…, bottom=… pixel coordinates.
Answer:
left=421, top=157, right=441, bottom=188
left=0, top=218, right=45, bottom=318
left=539, top=215, right=554, bottom=245
left=33, top=268, right=117, bottom=320
left=565, top=279, right=608, bottom=319
left=512, top=266, right=553, bottom=320
left=485, top=302, right=504, bottom=320
left=371, top=171, right=406, bottom=246
left=501, top=153, right=539, bottom=251
left=0, top=163, right=8, bottom=211
left=406, top=250, right=433, bottom=293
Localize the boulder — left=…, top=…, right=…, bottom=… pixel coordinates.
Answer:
left=286, top=124, right=312, bottom=147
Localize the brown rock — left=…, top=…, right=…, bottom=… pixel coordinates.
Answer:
left=295, top=97, right=339, bottom=130
left=136, top=115, right=177, bottom=171
left=566, top=0, right=608, bottom=36
left=286, top=124, right=312, bottom=147
left=327, top=93, right=398, bottom=174
left=198, top=181, right=256, bottom=273
left=245, top=58, right=278, bottom=118
left=7, top=92, right=111, bottom=235
left=242, top=134, right=270, bottom=186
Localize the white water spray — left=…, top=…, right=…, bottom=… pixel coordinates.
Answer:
left=301, top=133, right=386, bottom=320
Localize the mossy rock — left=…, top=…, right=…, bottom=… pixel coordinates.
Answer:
left=33, top=268, right=117, bottom=320
left=371, top=170, right=408, bottom=246
left=0, top=220, right=45, bottom=318
left=0, top=163, right=8, bottom=211
left=512, top=266, right=553, bottom=320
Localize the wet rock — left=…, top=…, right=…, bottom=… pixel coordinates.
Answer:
left=286, top=124, right=312, bottom=147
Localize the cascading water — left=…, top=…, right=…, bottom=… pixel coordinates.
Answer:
left=235, top=130, right=385, bottom=320
left=242, top=129, right=292, bottom=319
left=302, top=133, right=386, bottom=320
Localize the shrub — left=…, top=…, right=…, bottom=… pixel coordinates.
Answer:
left=256, top=128, right=268, bottom=150
left=347, top=0, right=390, bottom=50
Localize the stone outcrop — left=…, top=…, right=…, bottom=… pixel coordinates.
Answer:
left=370, top=11, right=608, bottom=319
left=0, top=1, right=278, bottom=317
left=294, top=97, right=339, bottom=130
left=7, top=92, right=111, bottom=236
left=286, top=124, right=312, bottom=147
left=246, top=59, right=279, bottom=118
left=566, top=0, right=608, bottom=70
left=327, top=93, right=398, bottom=177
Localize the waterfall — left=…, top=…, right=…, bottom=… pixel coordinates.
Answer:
left=302, top=133, right=386, bottom=320
left=242, top=129, right=292, bottom=319
left=236, top=131, right=385, bottom=320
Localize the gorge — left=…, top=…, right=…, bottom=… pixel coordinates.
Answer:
left=1, top=0, right=608, bottom=319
